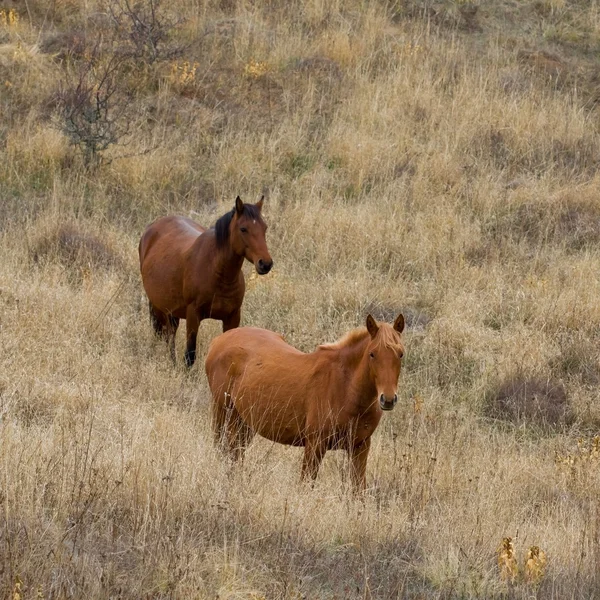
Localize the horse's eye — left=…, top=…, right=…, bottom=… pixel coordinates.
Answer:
left=398, top=351, right=404, bottom=359
left=369, top=352, right=375, bottom=359
left=240, top=227, right=248, bottom=233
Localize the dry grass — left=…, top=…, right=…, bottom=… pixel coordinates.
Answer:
left=2, top=0, right=600, bottom=597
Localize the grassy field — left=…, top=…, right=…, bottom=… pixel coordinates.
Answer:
left=2, top=0, right=600, bottom=597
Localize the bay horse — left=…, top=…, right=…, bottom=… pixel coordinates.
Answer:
left=139, top=196, right=272, bottom=367
left=205, top=313, right=405, bottom=492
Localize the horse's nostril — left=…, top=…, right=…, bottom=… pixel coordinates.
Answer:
left=379, top=393, right=397, bottom=411
left=258, top=259, right=272, bottom=274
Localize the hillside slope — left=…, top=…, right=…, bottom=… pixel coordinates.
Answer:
left=1, top=1, right=600, bottom=597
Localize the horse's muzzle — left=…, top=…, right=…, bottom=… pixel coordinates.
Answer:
left=256, top=259, right=273, bottom=275
left=379, top=394, right=398, bottom=411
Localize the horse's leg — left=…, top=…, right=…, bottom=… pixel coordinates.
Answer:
left=229, top=417, right=254, bottom=462
left=212, top=393, right=228, bottom=449
left=212, top=376, right=234, bottom=449
left=184, top=305, right=200, bottom=367
left=349, top=437, right=371, bottom=493
left=301, top=437, right=327, bottom=483
left=148, top=301, right=165, bottom=336
left=149, top=303, right=178, bottom=363
left=209, top=375, right=244, bottom=459
left=222, top=402, right=254, bottom=462
left=222, top=309, right=241, bottom=332
left=239, top=418, right=255, bottom=456
left=166, top=314, right=179, bottom=363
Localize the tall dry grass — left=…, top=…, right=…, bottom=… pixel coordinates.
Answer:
left=2, top=0, right=600, bottom=597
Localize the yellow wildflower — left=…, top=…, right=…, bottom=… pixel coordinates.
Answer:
left=498, top=537, right=518, bottom=583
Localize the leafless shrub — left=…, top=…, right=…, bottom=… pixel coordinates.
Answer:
left=53, top=43, right=131, bottom=165
left=105, top=0, right=184, bottom=65
left=485, top=376, right=572, bottom=431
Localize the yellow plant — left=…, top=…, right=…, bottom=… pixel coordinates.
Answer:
left=498, top=537, right=518, bottom=583
left=0, top=8, right=19, bottom=27
left=12, top=575, right=22, bottom=600
left=169, top=60, right=199, bottom=87
left=555, top=435, right=600, bottom=470
left=396, top=42, right=424, bottom=59
left=244, top=59, right=270, bottom=79
left=524, top=546, right=547, bottom=584
left=498, top=537, right=548, bottom=586
left=413, top=394, right=424, bottom=414
left=541, top=0, right=566, bottom=9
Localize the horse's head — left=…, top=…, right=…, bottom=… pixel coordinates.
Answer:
left=365, top=313, right=405, bottom=411
left=231, top=196, right=273, bottom=275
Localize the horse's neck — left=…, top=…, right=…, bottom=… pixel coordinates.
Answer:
left=338, top=339, right=377, bottom=407
left=211, top=242, right=245, bottom=284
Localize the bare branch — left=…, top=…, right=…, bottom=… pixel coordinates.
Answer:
left=53, top=41, right=132, bottom=166
left=105, top=0, right=185, bottom=65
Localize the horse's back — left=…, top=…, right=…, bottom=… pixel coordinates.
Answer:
left=207, top=327, right=289, bottom=366
left=206, top=327, right=303, bottom=382
left=139, top=216, right=206, bottom=264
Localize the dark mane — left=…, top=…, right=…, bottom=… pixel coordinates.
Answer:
left=214, top=204, right=262, bottom=248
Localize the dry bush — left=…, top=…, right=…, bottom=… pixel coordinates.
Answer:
left=30, top=222, right=126, bottom=278
left=52, top=44, right=133, bottom=165
left=517, top=49, right=570, bottom=82
left=484, top=375, right=572, bottom=431
left=106, top=0, right=185, bottom=65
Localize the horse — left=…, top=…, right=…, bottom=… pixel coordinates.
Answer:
left=139, top=196, right=273, bottom=367
left=204, top=313, right=405, bottom=492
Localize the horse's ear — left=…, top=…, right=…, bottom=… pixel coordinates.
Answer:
left=235, top=195, right=244, bottom=215
left=366, top=314, right=379, bottom=338
left=256, top=195, right=264, bottom=211
left=393, top=313, right=405, bottom=334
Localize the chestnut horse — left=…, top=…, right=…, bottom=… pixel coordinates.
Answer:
left=139, top=196, right=272, bottom=366
left=205, top=313, right=405, bottom=491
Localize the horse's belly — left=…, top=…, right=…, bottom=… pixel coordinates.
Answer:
left=258, top=424, right=304, bottom=446
left=237, top=398, right=305, bottom=446
left=199, top=297, right=241, bottom=320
